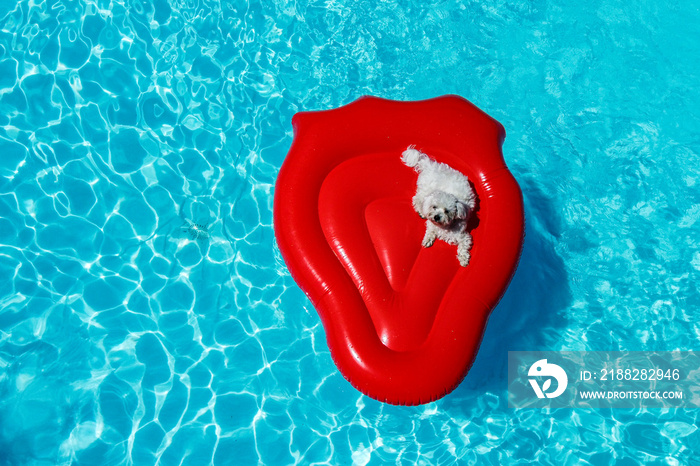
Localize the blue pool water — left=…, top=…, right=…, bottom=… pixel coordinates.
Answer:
left=1, top=0, right=700, bottom=464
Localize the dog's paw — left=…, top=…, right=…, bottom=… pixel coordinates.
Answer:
left=422, top=230, right=436, bottom=248
left=457, top=240, right=472, bottom=266
left=457, top=236, right=472, bottom=266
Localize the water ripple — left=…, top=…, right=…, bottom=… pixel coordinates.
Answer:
left=1, top=0, right=700, bottom=464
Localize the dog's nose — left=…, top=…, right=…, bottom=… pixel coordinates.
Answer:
left=434, top=213, right=443, bottom=223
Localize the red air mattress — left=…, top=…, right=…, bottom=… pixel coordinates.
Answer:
left=274, top=95, right=524, bottom=405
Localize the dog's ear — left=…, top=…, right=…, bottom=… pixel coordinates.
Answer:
left=455, top=201, right=469, bottom=220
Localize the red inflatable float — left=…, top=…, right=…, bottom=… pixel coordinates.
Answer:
left=274, top=95, right=524, bottom=405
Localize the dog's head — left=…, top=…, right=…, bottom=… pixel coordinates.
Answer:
left=421, top=191, right=470, bottom=227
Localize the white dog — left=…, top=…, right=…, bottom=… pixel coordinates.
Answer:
left=402, top=146, right=477, bottom=266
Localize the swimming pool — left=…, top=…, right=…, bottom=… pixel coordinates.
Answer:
left=1, top=0, right=699, bottom=463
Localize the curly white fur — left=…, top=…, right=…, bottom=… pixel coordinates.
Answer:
left=402, top=146, right=476, bottom=266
